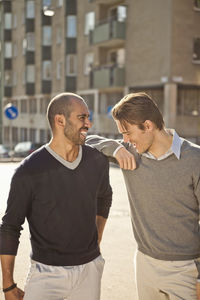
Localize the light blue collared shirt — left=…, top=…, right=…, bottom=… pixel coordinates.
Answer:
left=142, top=129, right=183, bottom=160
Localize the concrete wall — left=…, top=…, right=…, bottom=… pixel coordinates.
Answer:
left=125, top=0, right=172, bottom=86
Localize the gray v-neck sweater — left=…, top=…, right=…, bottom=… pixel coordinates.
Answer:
left=87, top=136, right=200, bottom=260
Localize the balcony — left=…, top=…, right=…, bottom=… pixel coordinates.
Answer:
left=90, top=19, right=125, bottom=46
left=90, top=65, right=125, bottom=89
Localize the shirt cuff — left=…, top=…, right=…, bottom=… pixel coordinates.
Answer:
left=113, top=145, right=124, bottom=157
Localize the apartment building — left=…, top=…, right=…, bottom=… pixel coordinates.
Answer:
left=1, top=0, right=200, bottom=147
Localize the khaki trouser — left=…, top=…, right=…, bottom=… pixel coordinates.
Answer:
left=23, top=255, right=105, bottom=300
left=135, top=251, right=198, bottom=300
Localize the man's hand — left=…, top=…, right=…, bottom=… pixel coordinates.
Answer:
left=4, top=287, right=24, bottom=300
left=115, top=147, right=136, bottom=170
left=197, top=281, right=200, bottom=300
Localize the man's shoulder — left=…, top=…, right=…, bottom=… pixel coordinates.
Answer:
left=181, top=139, right=200, bottom=158
left=16, top=146, right=48, bottom=174
left=82, top=144, right=108, bottom=162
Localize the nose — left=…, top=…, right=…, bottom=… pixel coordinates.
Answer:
left=85, top=117, right=92, bottom=128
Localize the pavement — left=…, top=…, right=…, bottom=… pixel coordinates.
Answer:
left=0, top=164, right=137, bottom=300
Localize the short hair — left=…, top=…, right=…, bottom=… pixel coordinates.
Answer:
left=112, top=92, right=164, bottom=130
left=47, top=92, right=85, bottom=130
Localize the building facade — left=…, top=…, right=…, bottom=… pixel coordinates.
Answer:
left=1, top=0, right=200, bottom=147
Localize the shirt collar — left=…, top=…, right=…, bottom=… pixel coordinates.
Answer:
left=170, top=129, right=183, bottom=159
left=142, top=129, right=183, bottom=160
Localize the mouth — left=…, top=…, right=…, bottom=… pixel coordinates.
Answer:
left=80, top=128, right=88, bottom=138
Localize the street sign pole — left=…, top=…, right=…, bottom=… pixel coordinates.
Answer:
left=4, top=103, right=18, bottom=152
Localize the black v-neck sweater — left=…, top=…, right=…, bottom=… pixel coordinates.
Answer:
left=0, top=145, right=112, bottom=266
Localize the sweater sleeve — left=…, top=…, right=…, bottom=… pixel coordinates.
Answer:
left=96, top=158, right=112, bottom=218
left=86, top=135, right=122, bottom=162
left=0, top=168, right=32, bottom=255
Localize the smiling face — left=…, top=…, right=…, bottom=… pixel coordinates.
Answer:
left=64, top=100, right=91, bottom=145
left=116, top=120, right=154, bottom=154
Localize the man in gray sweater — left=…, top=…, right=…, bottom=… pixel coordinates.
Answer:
left=86, top=92, right=200, bottom=300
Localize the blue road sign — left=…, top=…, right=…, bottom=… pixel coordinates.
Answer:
left=4, top=104, right=18, bottom=120
left=107, top=105, right=113, bottom=118
left=89, top=110, right=93, bottom=121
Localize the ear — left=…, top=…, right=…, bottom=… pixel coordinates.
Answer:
left=54, top=114, right=66, bottom=128
left=143, top=120, right=154, bottom=131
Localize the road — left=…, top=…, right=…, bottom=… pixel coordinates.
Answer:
left=0, top=162, right=137, bottom=300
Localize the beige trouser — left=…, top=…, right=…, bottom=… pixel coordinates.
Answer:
left=23, top=255, right=105, bottom=300
left=135, top=251, right=198, bottom=300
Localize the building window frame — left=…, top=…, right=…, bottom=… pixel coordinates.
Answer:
left=26, top=1, right=35, bottom=19
left=194, top=0, right=200, bottom=10
left=42, top=60, right=52, bottom=80
left=84, top=11, right=95, bottom=35
left=193, top=37, right=200, bottom=63
left=66, top=54, right=77, bottom=76
left=66, top=15, right=77, bottom=38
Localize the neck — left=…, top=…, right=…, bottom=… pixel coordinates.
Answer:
left=48, top=137, right=80, bottom=162
left=148, top=128, right=173, bottom=158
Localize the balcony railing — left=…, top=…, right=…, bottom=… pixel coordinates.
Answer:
left=90, top=65, right=125, bottom=89
left=90, top=19, right=125, bottom=45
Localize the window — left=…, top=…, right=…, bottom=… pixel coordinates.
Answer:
left=57, top=61, right=62, bottom=79
left=21, top=99, right=27, bottom=113
left=117, top=6, right=127, bottom=22
left=43, top=0, right=52, bottom=6
left=12, top=127, right=18, bottom=143
left=4, top=13, right=12, bottom=29
left=66, top=16, right=77, bottom=38
left=110, top=5, right=127, bottom=22
left=5, top=42, right=12, bottom=58
left=108, top=48, right=125, bottom=67
left=26, top=65, right=35, bottom=83
left=27, top=33, right=35, bottom=51
left=43, top=61, right=52, bottom=80
left=40, top=98, right=46, bottom=114
left=30, top=128, right=37, bottom=142
left=29, top=99, right=37, bottom=114
left=85, top=12, right=95, bottom=35
left=177, top=88, right=200, bottom=116
left=20, top=128, right=28, bottom=141
left=66, top=55, right=77, bottom=76
left=4, top=70, right=12, bottom=86
left=57, top=0, right=63, bottom=7
left=40, top=129, right=46, bottom=143
left=22, top=39, right=27, bottom=55
left=43, top=26, right=52, bottom=46
left=84, top=53, right=94, bottom=75
left=194, top=0, right=200, bottom=9
left=26, top=1, right=35, bottom=19
left=193, top=38, right=200, bottom=62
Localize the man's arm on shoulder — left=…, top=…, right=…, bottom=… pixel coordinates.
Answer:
left=86, top=134, right=136, bottom=170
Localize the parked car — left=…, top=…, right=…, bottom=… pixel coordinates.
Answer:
left=13, top=141, right=43, bottom=157
left=0, top=144, right=10, bottom=158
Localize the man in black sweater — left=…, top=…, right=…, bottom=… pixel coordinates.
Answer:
left=0, top=93, right=112, bottom=300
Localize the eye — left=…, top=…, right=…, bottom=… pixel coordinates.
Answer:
left=78, top=116, right=85, bottom=121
